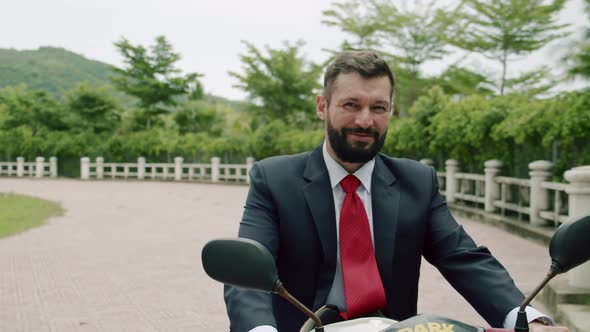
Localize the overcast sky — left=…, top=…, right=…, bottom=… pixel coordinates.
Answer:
left=1, top=0, right=588, bottom=100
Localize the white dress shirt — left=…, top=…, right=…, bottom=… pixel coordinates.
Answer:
left=248, top=143, right=548, bottom=332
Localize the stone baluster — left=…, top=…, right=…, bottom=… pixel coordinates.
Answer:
left=484, top=160, right=502, bottom=213
left=80, top=157, right=90, bottom=180
left=211, top=157, right=220, bottom=183
left=174, top=157, right=183, bottom=181
left=96, top=157, right=104, bottom=179
left=35, top=157, right=45, bottom=178
left=445, top=160, right=460, bottom=203
left=16, top=157, right=24, bottom=177
left=564, top=166, right=590, bottom=289
left=50, top=157, right=58, bottom=178
left=137, top=157, right=145, bottom=180
left=529, top=160, right=553, bottom=225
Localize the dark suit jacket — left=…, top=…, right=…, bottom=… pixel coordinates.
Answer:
left=224, top=146, right=524, bottom=332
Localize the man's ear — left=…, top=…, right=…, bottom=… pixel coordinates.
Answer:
left=316, top=94, right=327, bottom=120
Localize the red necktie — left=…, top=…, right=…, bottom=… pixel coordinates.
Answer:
left=339, top=174, right=386, bottom=320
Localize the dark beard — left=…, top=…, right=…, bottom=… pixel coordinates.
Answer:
left=327, top=120, right=386, bottom=163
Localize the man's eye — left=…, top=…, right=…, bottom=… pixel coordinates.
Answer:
left=343, top=102, right=358, bottom=110
left=372, top=106, right=388, bottom=113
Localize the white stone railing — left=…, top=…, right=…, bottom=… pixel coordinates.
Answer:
left=0, top=157, right=58, bottom=178
left=494, top=176, right=531, bottom=220
left=425, top=158, right=590, bottom=289
left=80, top=157, right=255, bottom=184
left=539, top=181, right=569, bottom=227
left=455, top=172, right=486, bottom=205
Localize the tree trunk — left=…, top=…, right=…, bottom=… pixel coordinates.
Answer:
left=500, top=49, right=508, bottom=95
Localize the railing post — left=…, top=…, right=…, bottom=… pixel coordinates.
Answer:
left=211, top=157, right=220, bottom=183
left=420, top=159, right=434, bottom=167
left=528, top=160, right=553, bottom=225
left=96, top=157, right=104, bottom=179
left=16, top=157, right=24, bottom=177
left=445, top=160, right=459, bottom=203
left=246, top=157, right=255, bottom=184
left=80, top=157, right=90, bottom=180
left=137, top=157, right=145, bottom=180
left=35, top=157, right=45, bottom=178
left=50, top=157, right=58, bottom=178
left=484, top=160, right=502, bottom=213
left=174, top=157, right=183, bottom=181
left=564, top=165, right=590, bottom=289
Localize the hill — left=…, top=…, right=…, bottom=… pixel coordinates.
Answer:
left=0, top=46, right=243, bottom=108
left=0, top=47, right=114, bottom=96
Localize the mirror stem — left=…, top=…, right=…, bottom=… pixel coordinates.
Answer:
left=274, top=281, right=324, bottom=331
left=519, top=269, right=557, bottom=312
left=515, top=269, right=558, bottom=331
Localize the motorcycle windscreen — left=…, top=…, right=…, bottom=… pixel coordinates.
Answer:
left=379, top=313, right=484, bottom=332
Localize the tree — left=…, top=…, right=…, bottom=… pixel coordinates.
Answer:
left=322, top=0, right=380, bottom=49
left=66, top=83, right=121, bottom=134
left=434, top=65, right=495, bottom=97
left=230, top=41, right=322, bottom=128
left=111, top=36, right=201, bottom=129
left=568, top=0, right=590, bottom=79
left=322, top=0, right=454, bottom=114
left=370, top=0, right=450, bottom=72
left=445, top=0, right=568, bottom=94
left=0, top=85, right=67, bottom=136
left=173, top=100, right=224, bottom=135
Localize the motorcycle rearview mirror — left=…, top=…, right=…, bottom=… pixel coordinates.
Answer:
left=201, top=238, right=279, bottom=292
left=549, top=214, right=590, bottom=274
left=201, top=238, right=325, bottom=331
left=515, top=214, right=590, bottom=332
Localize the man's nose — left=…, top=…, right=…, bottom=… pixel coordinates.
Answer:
left=355, top=108, right=374, bottom=129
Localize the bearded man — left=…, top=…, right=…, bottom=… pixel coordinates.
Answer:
left=224, top=50, right=556, bottom=332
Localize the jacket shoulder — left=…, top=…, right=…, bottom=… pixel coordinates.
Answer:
left=253, top=151, right=312, bottom=179
left=378, top=154, right=435, bottom=179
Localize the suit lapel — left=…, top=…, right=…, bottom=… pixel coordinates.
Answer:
left=372, top=155, right=400, bottom=287
left=302, top=146, right=337, bottom=309
left=302, top=146, right=337, bottom=264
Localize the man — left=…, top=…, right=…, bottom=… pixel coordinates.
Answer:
left=224, top=51, right=561, bottom=332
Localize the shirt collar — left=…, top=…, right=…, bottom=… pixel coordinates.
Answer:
left=322, top=141, right=375, bottom=193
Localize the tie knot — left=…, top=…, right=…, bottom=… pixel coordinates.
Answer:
left=340, top=174, right=360, bottom=193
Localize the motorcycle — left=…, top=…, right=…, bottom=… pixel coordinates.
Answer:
left=201, top=215, right=590, bottom=332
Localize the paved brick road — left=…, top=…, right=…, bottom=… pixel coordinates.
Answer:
left=0, top=178, right=549, bottom=331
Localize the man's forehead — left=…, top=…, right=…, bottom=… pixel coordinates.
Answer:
left=331, top=73, right=392, bottom=100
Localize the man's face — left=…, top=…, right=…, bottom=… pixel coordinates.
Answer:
left=316, top=72, right=392, bottom=164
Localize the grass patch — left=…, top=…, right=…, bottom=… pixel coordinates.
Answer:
left=0, top=193, right=64, bottom=238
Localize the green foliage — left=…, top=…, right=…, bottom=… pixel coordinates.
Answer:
left=111, top=36, right=202, bottom=129
left=0, top=47, right=113, bottom=96
left=249, top=120, right=324, bottom=160
left=322, top=0, right=380, bottom=49
left=322, top=0, right=455, bottom=114
left=230, top=41, right=322, bottom=128
left=173, top=100, right=224, bottom=135
left=383, top=86, right=449, bottom=160
left=434, top=65, right=495, bottom=97
left=494, top=90, right=590, bottom=175
left=429, top=94, right=515, bottom=171
left=444, top=0, right=568, bottom=94
left=370, top=0, right=450, bottom=70
left=66, top=83, right=121, bottom=133
left=0, top=85, right=67, bottom=135
left=567, top=0, right=590, bottom=79
left=568, top=42, right=590, bottom=78
left=0, top=193, right=64, bottom=238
